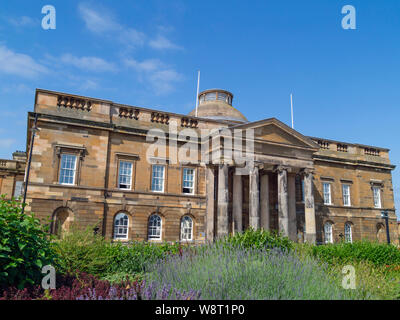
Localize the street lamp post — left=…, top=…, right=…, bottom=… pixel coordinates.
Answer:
left=381, top=210, right=391, bottom=244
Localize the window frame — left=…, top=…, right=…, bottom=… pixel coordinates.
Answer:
left=113, top=212, right=129, bottom=240
left=148, top=214, right=162, bottom=241
left=182, top=167, right=196, bottom=195
left=373, top=186, right=382, bottom=208
left=344, top=222, right=353, bottom=243
left=59, top=153, right=78, bottom=185
left=151, top=165, right=166, bottom=193
left=13, top=180, right=24, bottom=198
left=342, top=184, right=351, bottom=207
left=180, top=215, right=194, bottom=242
left=118, top=160, right=134, bottom=190
left=323, top=182, right=332, bottom=205
left=324, top=222, right=333, bottom=244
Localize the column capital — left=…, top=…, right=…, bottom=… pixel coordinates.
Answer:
left=300, top=168, right=315, bottom=177
left=274, top=165, right=290, bottom=173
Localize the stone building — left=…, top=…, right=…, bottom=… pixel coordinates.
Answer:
left=0, top=88, right=397, bottom=244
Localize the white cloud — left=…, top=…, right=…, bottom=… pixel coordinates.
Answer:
left=124, top=58, right=163, bottom=72
left=149, top=35, right=182, bottom=51
left=78, top=3, right=119, bottom=33
left=80, top=79, right=99, bottom=91
left=78, top=3, right=145, bottom=48
left=124, top=58, right=183, bottom=94
left=60, top=54, right=117, bottom=72
left=0, top=45, right=48, bottom=78
left=0, top=139, right=16, bottom=148
left=7, top=16, right=37, bottom=27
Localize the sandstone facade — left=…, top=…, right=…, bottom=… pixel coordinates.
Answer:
left=0, top=88, right=397, bottom=244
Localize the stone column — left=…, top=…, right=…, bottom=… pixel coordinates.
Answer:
left=249, top=165, right=260, bottom=229
left=233, top=172, right=243, bottom=233
left=206, top=166, right=215, bottom=241
left=217, top=164, right=229, bottom=238
left=260, top=173, right=270, bottom=230
left=277, top=166, right=289, bottom=237
left=303, top=169, right=316, bottom=244
left=288, top=174, right=297, bottom=241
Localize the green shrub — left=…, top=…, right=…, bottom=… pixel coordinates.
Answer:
left=311, top=241, right=400, bottom=266
left=53, top=226, right=110, bottom=277
left=104, top=241, right=181, bottom=275
left=0, top=196, right=57, bottom=289
left=222, top=228, right=293, bottom=251
left=54, top=227, right=182, bottom=278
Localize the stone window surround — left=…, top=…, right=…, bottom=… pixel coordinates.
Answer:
left=341, top=183, right=352, bottom=207
left=370, top=181, right=383, bottom=209
left=181, top=165, right=197, bottom=195
left=150, top=162, right=167, bottom=193
left=321, top=180, right=333, bottom=206
left=54, top=144, right=86, bottom=186
left=115, top=153, right=139, bottom=191
left=180, top=214, right=195, bottom=242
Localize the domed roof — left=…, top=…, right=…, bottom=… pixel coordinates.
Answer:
left=188, top=89, right=248, bottom=123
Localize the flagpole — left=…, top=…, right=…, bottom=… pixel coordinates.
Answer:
left=195, top=70, right=200, bottom=117
left=290, top=93, right=294, bottom=129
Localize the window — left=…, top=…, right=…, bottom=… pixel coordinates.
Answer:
left=373, top=186, right=381, bottom=208
left=148, top=214, right=162, bottom=240
left=217, top=92, right=227, bottom=102
left=114, top=213, right=129, bottom=240
left=205, top=92, right=216, bottom=101
left=151, top=165, right=165, bottom=192
left=180, top=216, right=193, bottom=241
left=182, top=168, right=195, bottom=194
left=118, top=161, right=133, bottom=189
left=13, top=181, right=23, bottom=198
left=342, top=184, right=351, bottom=206
left=344, top=223, right=352, bottom=243
left=324, top=222, right=333, bottom=244
left=59, top=154, right=77, bottom=185
left=323, top=182, right=332, bottom=205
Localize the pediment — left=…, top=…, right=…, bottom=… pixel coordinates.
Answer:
left=231, top=118, right=319, bottom=150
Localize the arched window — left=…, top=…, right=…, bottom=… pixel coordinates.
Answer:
left=180, top=216, right=193, bottom=241
left=344, top=223, right=352, bottom=243
left=324, top=222, right=333, bottom=244
left=114, top=213, right=129, bottom=240
left=148, top=214, right=162, bottom=240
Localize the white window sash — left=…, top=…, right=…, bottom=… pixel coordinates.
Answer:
left=113, top=213, right=129, bottom=240
left=182, top=168, right=195, bottom=195
left=59, top=154, right=77, bottom=185
left=151, top=165, right=165, bottom=193
left=373, top=187, right=381, bottom=208
left=180, top=216, right=193, bottom=241
left=118, top=161, right=133, bottom=190
left=323, top=183, right=331, bottom=205
left=148, top=215, right=162, bottom=240
left=342, top=185, right=351, bottom=206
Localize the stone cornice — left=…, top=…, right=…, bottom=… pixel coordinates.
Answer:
left=313, top=154, right=395, bottom=170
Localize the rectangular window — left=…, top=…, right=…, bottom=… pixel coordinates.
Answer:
left=59, top=154, right=77, bottom=185
left=373, top=186, right=381, bottom=208
left=342, top=184, right=351, bottom=206
left=151, top=165, right=165, bottom=192
left=323, top=182, right=332, bottom=205
left=118, top=161, right=133, bottom=190
left=13, top=181, right=23, bottom=198
left=182, top=168, right=195, bottom=194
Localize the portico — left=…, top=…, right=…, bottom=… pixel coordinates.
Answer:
left=205, top=118, right=319, bottom=243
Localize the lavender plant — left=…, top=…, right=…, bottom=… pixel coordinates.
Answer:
left=144, top=243, right=366, bottom=300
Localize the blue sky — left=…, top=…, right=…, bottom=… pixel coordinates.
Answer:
left=0, top=0, right=399, bottom=216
